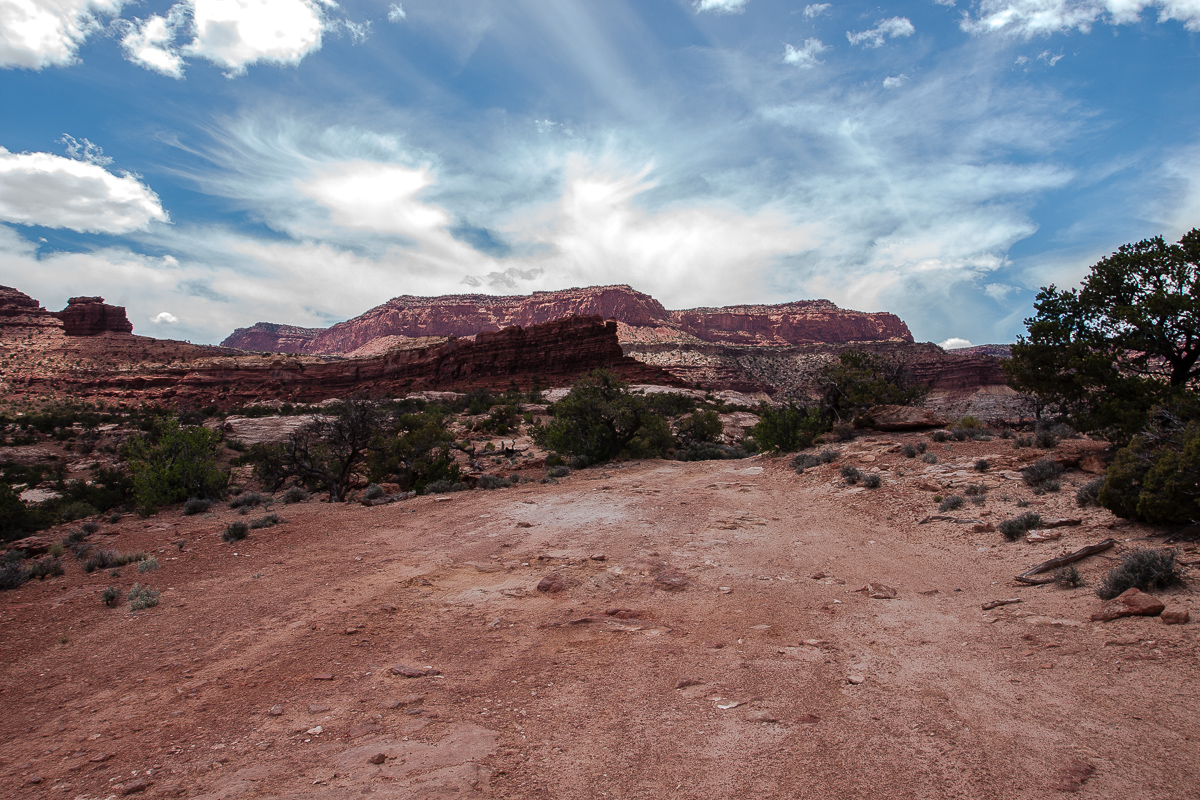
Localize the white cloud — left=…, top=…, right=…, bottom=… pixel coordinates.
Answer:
left=984, top=282, right=1020, bottom=301
left=882, top=74, right=908, bottom=88
left=60, top=134, right=112, bottom=165
left=0, top=0, right=123, bottom=68
left=186, top=0, right=328, bottom=74
left=694, top=0, right=749, bottom=14
left=387, top=3, right=405, bottom=22
left=152, top=311, right=179, bottom=323
left=803, top=3, right=831, bottom=18
left=846, top=16, right=914, bottom=48
left=1038, top=49, right=1064, bottom=64
left=0, top=147, right=168, bottom=233
left=120, top=11, right=185, bottom=78
left=939, top=336, right=973, bottom=349
left=962, top=0, right=1200, bottom=36
left=783, top=38, right=827, bottom=68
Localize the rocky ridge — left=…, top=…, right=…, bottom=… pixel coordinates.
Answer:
left=222, top=285, right=914, bottom=354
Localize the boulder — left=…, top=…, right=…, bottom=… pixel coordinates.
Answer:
left=7, top=535, right=52, bottom=555
left=55, top=296, right=133, bottom=335
left=864, top=405, right=946, bottom=431
left=1090, top=588, right=1166, bottom=622
left=1161, top=605, right=1190, bottom=625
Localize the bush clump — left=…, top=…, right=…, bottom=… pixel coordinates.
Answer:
left=974, top=458, right=990, bottom=472
left=1096, top=548, right=1184, bottom=600
left=1076, top=477, right=1105, bottom=507
left=222, top=521, right=249, bottom=543
left=794, top=449, right=838, bottom=473
left=921, top=452, right=938, bottom=464
left=228, top=492, right=268, bottom=510
left=83, top=549, right=146, bottom=573
left=938, top=495, right=965, bottom=512
left=545, top=465, right=570, bottom=479
left=101, top=586, right=120, bottom=606
left=901, top=442, right=927, bottom=458
left=127, top=583, right=160, bottom=611
left=282, top=486, right=310, bottom=504
left=931, top=430, right=950, bottom=443
left=138, top=555, right=159, bottom=573
left=1054, top=565, right=1084, bottom=588
left=1099, top=410, right=1199, bottom=525
left=363, top=484, right=385, bottom=500
left=183, top=498, right=213, bottom=516
left=840, top=465, right=862, bottom=484
left=249, top=513, right=281, bottom=529
left=424, top=480, right=467, bottom=494
left=998, top=512, right=1043, bottom=541
left=80, top=521, right=100, bottom=534
left=477, top=475, right=513, bottom=490
left=1021, top=457, right=1064, bottom=493
left=0, top=559, right=31, bottom=591
left=122, top=418, right=228, bottom=515
left=29, top=556, right=63, bottom=579
left=676, top=443, right=748, bottom=462
left=751, top=403, right=828, bottom=453
left=861, top=473, right=882, bottom=489
left=534, top=370, right=673, bottom=465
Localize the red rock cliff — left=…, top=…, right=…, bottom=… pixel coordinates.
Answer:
left=221, top=285, right=913, bottom=354
left=55, top=296, right=134, bottom=336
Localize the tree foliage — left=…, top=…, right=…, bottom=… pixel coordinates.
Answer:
left=1099, top=403, right=1200, bottom=525
left=122, top=419, right=228, bottom=514
left=751, top=403, right=826, bottom=452
left=534, top=370, right=672, bottom=465
left=816, top=350, right=928, bottom=424
left=1007, top=228, right=1200, bottom=440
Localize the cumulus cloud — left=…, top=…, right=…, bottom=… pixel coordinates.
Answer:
left=115, top=0, right=349, bottom=77
left=803, top=3, right=831, bottom=18
left=0, top=147, right=168, bottom=233
left=60, top=134, right=112, bottom=165
left=783, top=38, right=827, bottom=68
left=962, top=0, right=1200, bottom=36
left=0, top=0, right=124, bottom=68
left=694, top=0, right=749, bottom=14
left=152, top=311, right=179, bottom=323
left=882, top=74, right=908, bottom=88
left=847, top=17, right=914, bottom=47
left=120, top=11, right=186, bottom=78
left=387, top=3, right=405, bottom=22
left=939, top=336, right=973, bottom=349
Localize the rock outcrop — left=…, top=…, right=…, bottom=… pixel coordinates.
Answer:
left=12, top=315, right=678, bottom=408
left=0, top=286, right=59, bottom=329
left=55, top=297, right=133, bottom=336
left=221, top=285, right=914, bottom=354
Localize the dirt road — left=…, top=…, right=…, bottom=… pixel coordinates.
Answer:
left=2, top=437, right=1196, bottom=799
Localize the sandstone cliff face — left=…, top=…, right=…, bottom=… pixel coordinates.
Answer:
left=55, top=296, right=134, bottom=336
left=0, top=286, right=59, bottom=329
left=9, top=315, right=677, bottom=408
left=223, top=322, right=323, bottom=353
left=220, top=285, right=913, bottom=354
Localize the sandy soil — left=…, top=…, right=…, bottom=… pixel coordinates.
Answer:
left=2, top=434, right=1197, bottom=799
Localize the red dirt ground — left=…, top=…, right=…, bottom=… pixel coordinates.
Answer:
left=2, top=434, right=1197, bottom=799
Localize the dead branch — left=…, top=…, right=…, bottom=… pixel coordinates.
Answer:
left=1014, top=538, right=1117, bottom=585
left=981, top=598, right=1023, bottom=610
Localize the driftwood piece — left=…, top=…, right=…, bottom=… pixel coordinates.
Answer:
left=918, top=515, right=986, bottom=525
left=1014, top=539, right=1117, bottom=585
left=982, top=598, right=1023, bottom=610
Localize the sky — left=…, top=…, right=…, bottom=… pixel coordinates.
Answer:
left=0, top=0, right=1198, bottom=348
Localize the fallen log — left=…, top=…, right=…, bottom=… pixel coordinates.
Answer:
left=1014, top=538, right=1117, bottom=585
left=918, top=515, right=986, bottom=525
left=982, top=598, right=1023, bottom=610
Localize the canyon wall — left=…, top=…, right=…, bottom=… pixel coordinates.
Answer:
left=222, top=285, right=914, bottom=354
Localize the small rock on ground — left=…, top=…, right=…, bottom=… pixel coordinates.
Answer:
left=1161, top=605, right=1190, bottom=625
left=1090, top=588, right=1165, bottom=622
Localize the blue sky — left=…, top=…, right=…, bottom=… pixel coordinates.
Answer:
left=1, top=0, right=1198, bottom=347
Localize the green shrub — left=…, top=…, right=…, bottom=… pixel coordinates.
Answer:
left=840, top=465, right=861, bottom=484
left=127, top=583, right=160, bottom=611
left=921, top=452, right=938, bottom=464
left=861, top=473, right=882, bottom=489
left=998, top=512, right=1043, bottom=541
left=229, top=492, right=268, bottom=509
left=363, top=484, right=385, bottom=500
left=282, top=486, right=310, bottom=504
left=1076, top=477, right=1105, bottom=507
left=1054, top=565, right=1084, bottom=588
left=477, top=475, right=513, bottom=490
left=137, top=556, right=159, bottom=573
left=0, top=482, right=31, bottom=543
left=677, top=443, right=748, bottom=462
left=0, top=559, right=31, bottom=590
left=675, top=410, right=723, bottom=446
left=82, top=549, right=145, bottom=573
left=1096, top=549, right=1184, bottom=600
left=963, top=483, right=987, bottom=497
left=939, top=495, right=964, bottom=512
left=1021, top=458, right=1063, bottom=493
left=249, top=513, right=281, bottom=529
left=29, top=556, right=63, bottom=579
left=1100, top=413, right=1199, bottom=525
left=80, top=520, right=100, bottom=534
left=183, top=498, right=213, bottom=515
left=534, top=370, right=672, bottom=465
left=901, top=442, right=926, bottom=458
left=1035, top=428, right=1059, bottom=448
left=974, top=458, right=990, bottom=472
left=752, top=403, right=828, bottom=453
left=931, top=430, right=950, bottom=443
left=123, top=419, right=227, bottom=514
left=546, top=465, right=570, bottom=479
left=424, top=480, right=467, bottom=494
left=101, top=586, right=120, bottom=606
left=222, top=521, right=248, bottom=543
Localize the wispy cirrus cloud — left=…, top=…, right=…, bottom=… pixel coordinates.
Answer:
left=846, top=16, right=915, bottom=47
left=961, top=0, right=1200, bottom=36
